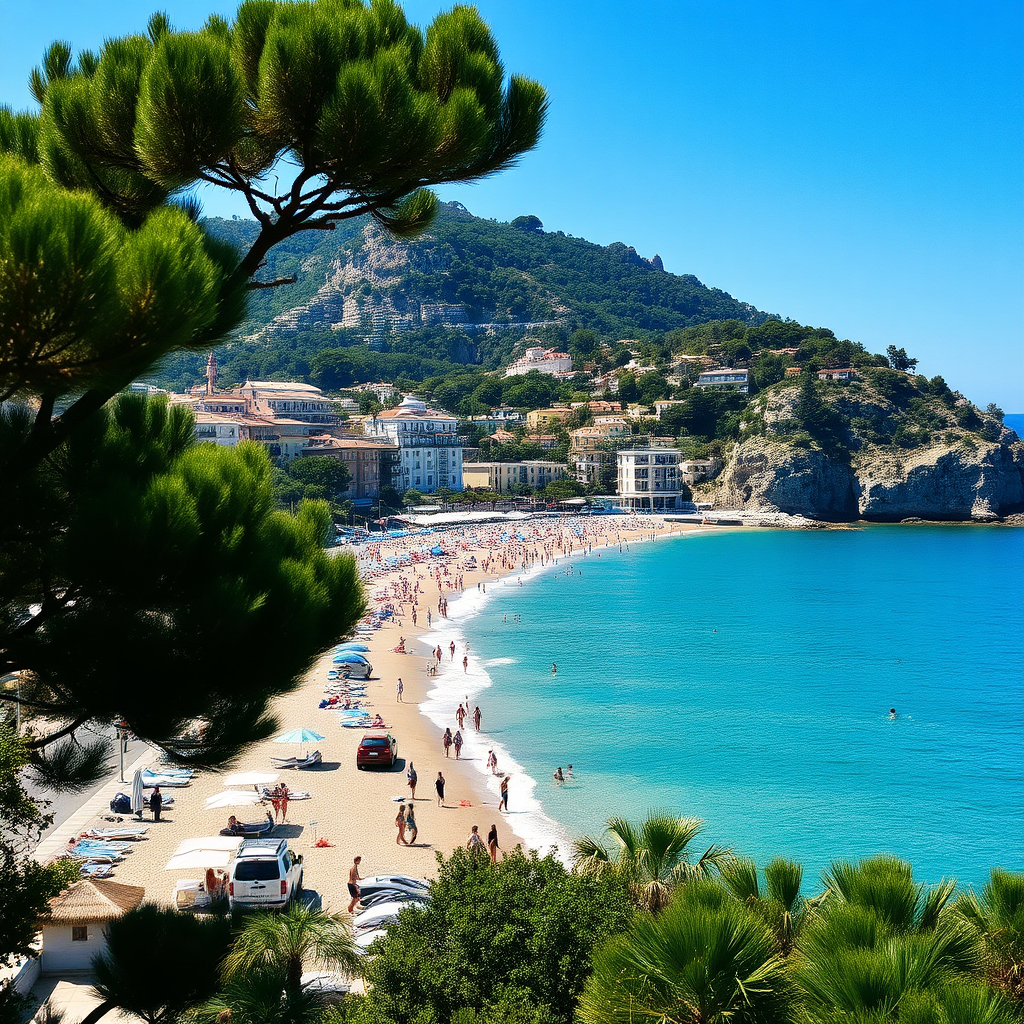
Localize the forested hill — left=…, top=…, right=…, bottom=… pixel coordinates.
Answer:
left=160, top=204, right=774, bottom=390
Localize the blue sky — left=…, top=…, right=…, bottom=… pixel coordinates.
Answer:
left=2, top=0, right=1021, bottom=408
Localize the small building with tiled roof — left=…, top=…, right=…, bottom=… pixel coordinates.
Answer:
left=40, top=879, right=146, bottom=974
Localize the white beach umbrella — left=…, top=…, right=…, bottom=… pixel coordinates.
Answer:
left=223, top=771, right=280, bottom=787
left=130, top=769, right=145, bottom=816
left=205, top=790, right=265, bottom=810
left=165, top=849, right=235, bottom=871
left=172, top=836, right=243, bottom=855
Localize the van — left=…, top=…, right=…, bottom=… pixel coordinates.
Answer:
left=228, top=838, right=303, bottom=911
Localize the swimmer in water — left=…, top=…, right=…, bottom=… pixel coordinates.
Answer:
left=889, top=708, right=898, bottom=719
left=551, top=663, right=557, bottom=675
left=553, top=767, right=564, bottom=782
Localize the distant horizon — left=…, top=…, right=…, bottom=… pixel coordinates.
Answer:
left=2, top=0, right=1021, bottom=407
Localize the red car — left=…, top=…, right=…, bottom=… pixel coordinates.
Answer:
left=356, top=732, right=398, bottom=769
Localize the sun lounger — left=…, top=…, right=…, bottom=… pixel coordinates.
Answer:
left=140, top=769, right=192, bottom=788
left=81, top=827, right=149, bottom=840
left=79, top=862, right=115, bottom=878
left=270, top=750, right=323, bottom=769
left=69, top=839, right=133, bottom=853
left=219, top=811, right=275, bottom=837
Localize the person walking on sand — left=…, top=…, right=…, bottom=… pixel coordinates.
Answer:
left=407, top=761, right=418, bottom=799
left=396, top=677, right=404, bottom=702
left=462, top=655, right=468, bottom=673
left=443, top=728, right=453, bottom=758
left=270, top=784, right=282, bottom=822
left=395, top=804, right=408, bottom=845
left=347, top=857, right=363, bottom=913
left=473, top=706, right=481, bottom=731
left=278, top=782, right=290, bottom=823
left=487, top=823, right=500, bottom=864
left=149, top=786, right=163, bottom=822
left=450, top=641, right=456, bottom=661
left=405, top=803, right=418, bottom=844
left=453, top=729, right=463, bottom=759
left=486, top=749, right=497, bottom=774
left=466, top=825, right=484, bottom=850
left=435, top=771, right=446, bottom=806
left=456, top=703, right=466, bottom=729
left=499, top=774, right=509, bottom=812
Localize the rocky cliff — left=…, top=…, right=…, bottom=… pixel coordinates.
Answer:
left=704, top=373, right=1024, bottom=521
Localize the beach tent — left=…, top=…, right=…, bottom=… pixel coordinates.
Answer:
left=205, top=791, right=265, bottom=809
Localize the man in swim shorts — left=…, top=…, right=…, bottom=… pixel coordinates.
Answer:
left=347, top=856, right=362, bottom=913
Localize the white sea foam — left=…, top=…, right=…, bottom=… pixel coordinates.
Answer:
left=416, top=558, right=574, bottom=861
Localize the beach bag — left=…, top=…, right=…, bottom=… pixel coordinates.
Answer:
left=110, top=793, right=131, bottom=814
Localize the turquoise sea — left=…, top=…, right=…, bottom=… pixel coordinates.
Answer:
left=444, top=525, right=1023, bottom=890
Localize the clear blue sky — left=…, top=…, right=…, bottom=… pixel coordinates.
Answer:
left=2, top=0, right=1021, bottom=408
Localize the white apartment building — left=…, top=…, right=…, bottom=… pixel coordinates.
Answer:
left=237, top=380, right=342, bottom=425
left=694, top=367, right=749, bottom=394
left=462, top=460, right=567, bottom=494
left=365, top=395, right=463, bottom=493
left=616, top=448, right=684, bottom=511
left=504, top=346, right=573, bottom=378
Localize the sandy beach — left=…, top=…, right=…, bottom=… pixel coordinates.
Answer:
left=54, top=514, right=703, bottom=914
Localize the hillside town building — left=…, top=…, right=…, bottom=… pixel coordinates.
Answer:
left=616, top=448, right=685, bottom=510
left=364, top=395, right=463, bottom=493
left=463, top=460, right=568, bottom=494
left=694, top=367, right=750, bottom=393
left=525, top=406, right=573, bottom=430
left=300, top=434, right=397, bottom=505
left=504, top=346, right=573, bottom=378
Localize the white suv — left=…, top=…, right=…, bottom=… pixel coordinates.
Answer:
left=228, top=838, right=303, bottom=911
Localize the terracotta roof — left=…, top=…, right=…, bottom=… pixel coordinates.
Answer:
left=43, top=879, right=146, bottom=924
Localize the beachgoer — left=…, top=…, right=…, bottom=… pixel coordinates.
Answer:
left=889, top=708, right=898, bottom=719
left=474, top=706, right=481, bottom=731
left=347, top=857, right=362, bottom=913
left=407, top=761, right=418, bottom=799
left=499, top=774, right=509, bottom=812
left=487, top=824, right=500, bottom=864
left=227, top=815, right=239, bottom=832
left=457, top=703, right=466, bottom=728
left=396, top=677, right=404, bottom=702
left=405, top=803, right=418, bottom=844
left=462, top=655, right=468, bottom=673
left=466, top=825, right=484, bottom=850
left=395, top=804, right=408, bottom=845
left=553, top=767, right=564, bottom=782
left=551, top=663, right=557, bottom=675
left=450, top=641, right=456, bottom=660
left=149, top=786, right=163, bottom=822
left=435, top=771, right=446, bottom=806
left=566, top=764, right=574, bottom=776
left=486, top=749, right=498, bottom=774
left=454, top=730, right=463, bottom=759
left=279, top=783, right=289, bottom=823
left=443, top=728, right=453, bottom=757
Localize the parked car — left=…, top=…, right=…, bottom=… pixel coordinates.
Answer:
left=358, top=874, right=430, bottom=900
left=353, top=899, right=415, bottom=934
left=228, top=838, right=303, bottom=911
left=356, top=732, right=397, bottom=769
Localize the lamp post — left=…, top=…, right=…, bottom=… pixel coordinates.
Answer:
left=116, top=720, right=129, bottom=783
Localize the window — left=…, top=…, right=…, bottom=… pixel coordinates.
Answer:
left=72, top=926, right=88, bottom=942
left=233, top=860, right=282, bottom=881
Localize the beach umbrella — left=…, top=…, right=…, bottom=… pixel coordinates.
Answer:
left=274, top=727, right=324, bottom=758
left=130, top=769, right=145, bottom=817
left=205, top=790, right=265, bottom=810
left=333, top=652, right=368, bottom=664
left=165, top=849, right=235, bottom=871
left=335, top=643, right=370, bottom=652
left=173, top=836, right=244, bottom=855
left=223, top=771, right=279, bottom=787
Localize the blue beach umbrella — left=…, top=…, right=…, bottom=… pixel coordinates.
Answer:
left=333, top=652, right=369, bottom=664
left=335, top=643, right=370, bottom=652
left=274, top=729, right=325, bottom=744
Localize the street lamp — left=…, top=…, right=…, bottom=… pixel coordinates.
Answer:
left=116, top=720, right=130, bottom=783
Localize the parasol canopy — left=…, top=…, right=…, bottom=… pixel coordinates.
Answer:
left=205, top=790, right=265, bottom=809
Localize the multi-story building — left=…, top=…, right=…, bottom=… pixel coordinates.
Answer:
left=525, top=406, right=572, bottom=430
left=694, top=367, right=749, bottom=394
left=818, top=368, right=856, bottom=382
left=570, top=449, right=610, bottom=486
left=468, top=407, right=525, bottom=431
left=616, top=448, right=684, bottom=511
left=237, top=380, right=342, bottom=425
left=300, top=435, right=397, bottom=505
left=504, top=346, right=573, bottom=378
left=462, top=460, right=568, bottom=494
left=364, top=395, right=463, bottom=493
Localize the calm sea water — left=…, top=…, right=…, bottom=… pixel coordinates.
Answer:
left=443, top=525, right=1023, bottom=890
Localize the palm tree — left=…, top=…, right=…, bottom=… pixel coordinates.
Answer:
left=82, top=904, right=231, bottom=1024
left=719, top=856, right=814, bottom=954
left=196, top=904, right=359, bottom=1024
left=791, top=856, right=1016, bottom=1023
left=573, top=812, right=732, bottom=912
left=955, top=868, right=1024, bottom=999
left=577, top=879, right=793, bottom=1024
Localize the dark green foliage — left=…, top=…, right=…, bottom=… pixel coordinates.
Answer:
left=578, top=880, right=793, bottom=1024
left=89, top=905, right=232, bottom=1023
left=0, top=394, right=365, bottom=769
left=956, top=869, right=1024, bottom=999
left=886, top=345, right=919, bottom=372
left=510, top=214, right=543, bottom=232
left=356, top=847, right=634, bottom=1024
left=283, top=455, right=352, bottom=501
left=956, top=404, right=982, bottom=430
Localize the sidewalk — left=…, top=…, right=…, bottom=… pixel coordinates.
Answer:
left=32, top=748, right=156, bottom=865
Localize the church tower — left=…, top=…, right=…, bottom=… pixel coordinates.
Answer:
left=205, top=352, right=217, bottom=396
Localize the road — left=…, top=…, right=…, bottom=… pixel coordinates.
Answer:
left=25, top=723, right=150, bottom=847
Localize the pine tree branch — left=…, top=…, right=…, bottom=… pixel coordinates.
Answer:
left=248, top=276, right=298, bottom=290
left=23, top=712, right=91, bottom=749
